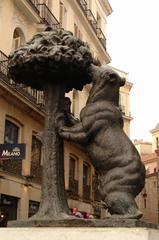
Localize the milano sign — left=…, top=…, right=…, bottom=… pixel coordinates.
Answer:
left=0, top=144, right=26, bottom=160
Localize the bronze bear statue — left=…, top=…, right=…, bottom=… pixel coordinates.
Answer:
left=57, top=65, right=145, bottom=219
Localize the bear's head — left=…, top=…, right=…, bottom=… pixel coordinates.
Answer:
left=90, top=65, right=125, bottom=87
left=87, top=65, right=125, bottom=105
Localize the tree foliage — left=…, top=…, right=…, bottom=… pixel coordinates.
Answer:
left=8, top=28, right=94, bottom=92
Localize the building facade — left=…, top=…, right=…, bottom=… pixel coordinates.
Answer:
left=0, top=0, right=132, bottom=221
left=135, top=124, right=159, bottom=224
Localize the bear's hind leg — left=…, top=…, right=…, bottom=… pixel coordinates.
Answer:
left=104, top=191, right=142, bottom=219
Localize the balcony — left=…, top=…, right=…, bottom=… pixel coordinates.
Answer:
left=0, top=159, right=22, bottom=176
left=77, top=0, right=106, bottom=50
left=0, top=50, right=45, bottom=110
left=15, top=1, right=60, bottom=29
left=38, top=4, right=60, bottom=29
left=67, top=178, right=79, bottom=199
left=0, top=50, right=8, bottom=79
left=27, top=0, right=40, bottom=13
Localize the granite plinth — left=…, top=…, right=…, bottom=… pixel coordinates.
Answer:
left=8, top=218, right=159, bottom=228
left=0, top=227, right=159, bottom=240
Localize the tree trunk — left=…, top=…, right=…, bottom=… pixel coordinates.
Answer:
left=34, top=82, right=70, bottom=219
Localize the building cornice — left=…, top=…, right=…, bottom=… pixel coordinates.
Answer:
left=150, top=128, right=159, bottom=134
left=99, top=0, right=113, bottom=16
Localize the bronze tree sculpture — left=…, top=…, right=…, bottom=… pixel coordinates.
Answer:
left=8, top=28, right=94, bottom=220
left=58, top=65, right=146, bottom=219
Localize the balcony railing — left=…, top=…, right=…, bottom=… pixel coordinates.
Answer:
left=83, top=184, right=91, bottom=201
left=0, top=50, right=8, bottom=78
left=27, top=1, right=60, bottom=29
left=38, top=4, right=60, bottom=29
left=27, top=0, right=40, bottom=13
left=0, top=50, right=45, bottom=109
left=68, top=178, right=79, bottom=197
left=77, top=0, right=106, bottom=49
left=78, top=0, right=87, bottom=12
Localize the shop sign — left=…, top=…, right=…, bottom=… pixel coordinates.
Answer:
left=0, top=144, right=26, bottom=160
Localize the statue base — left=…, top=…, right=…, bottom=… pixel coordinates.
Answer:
left=8, top=218, right=158, bottom=228
left=2, top=224, right=159, bottom=240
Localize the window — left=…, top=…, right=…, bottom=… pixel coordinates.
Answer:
left=12, top=28, right=25, bottom=50
left=72, top=90, right=79, bottom=117
left=83, top=162, right=90, bottom=186
left=4, top=120, right=19, bottom=144
left=74, top=23, right=83, bottom=40
left=86, top=0, right=92, bottom=9
left=74, top=23, right=78, bottom=38
left=0, top=194, right=19, bottom=221
left=69, top=154, right=78, bottom=180
left=156, top=137, right=159, bottom=149
left=42, top=0, right=50, bottom=6
left=60, top=2, right=67, bottom=28
left=96, top=12, right=101, bottom=29
left=144, top=198, right=147, bottom=208
left=145, top=166, right=149, bottom=175
left=69, top=157, right=76, bottom=180
left=31, top=136, right=42, bottom=165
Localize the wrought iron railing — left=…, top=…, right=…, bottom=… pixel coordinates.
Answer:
left=27, top=0, right=40, bottom=13
left=68, top=178, right=79, bottom=197
left=86, top=9, right=98, bottom=33
left=83, top=184, right=91, bottom=200
left=77, top=0, right=106, bottom=49
left=27, top=1, right=60, bottom=29
left=0, top=50, right=8, bottom=78
left=0, top=50, right=45, bottom=109
left=78, top=0, right=87, bottom=12
left=38, top=4, right=60, bottom=29
left=96, top=28, right=106, bottom=48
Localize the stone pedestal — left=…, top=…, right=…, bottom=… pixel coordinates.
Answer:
left=7, top=218, right=159, bottom=228
left=0, top=227, right=159, bottom=240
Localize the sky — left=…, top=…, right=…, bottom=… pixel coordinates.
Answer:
left=107, top=0, right=159, bottom=141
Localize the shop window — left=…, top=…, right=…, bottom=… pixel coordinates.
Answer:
left=12, top=28, right=25, bottom=50
left=83, top=162, right=90, bottom=186
left=0, top=194, right=19, bottom=221
left=31, top=135, right=42, bottom=166
left=4, top=120, right=19, bottom=144
left=28, top=200, right=40, bottom=218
